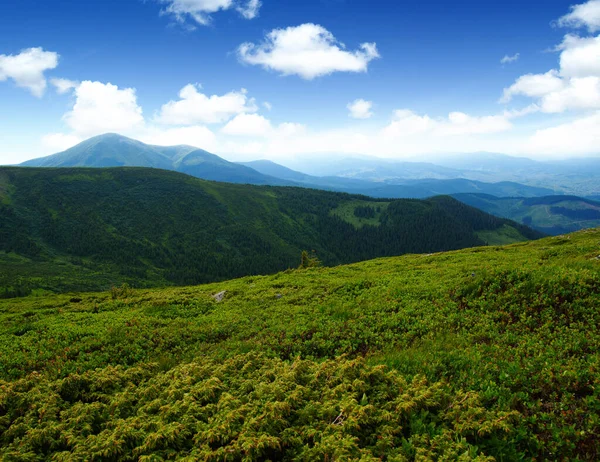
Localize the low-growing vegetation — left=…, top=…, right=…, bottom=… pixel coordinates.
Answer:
left=1, top=229, right=599, bottom=459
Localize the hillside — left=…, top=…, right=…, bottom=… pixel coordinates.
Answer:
left=21, top=134, right=293, bottom=186
left=0, top=167, right=541, bottom=297
left=454, top=193, right=600, bottom=235
left=1, top=229, right=599, bottom=459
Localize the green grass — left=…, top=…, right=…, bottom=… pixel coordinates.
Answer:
left=476, top=224, right=528, bottom=245
left=330, top=199, right=390, bottom=228
left=1, top=229, right=599, bottom=459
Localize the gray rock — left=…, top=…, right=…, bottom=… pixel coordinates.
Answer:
left=212, top=291, right=226, bottom=302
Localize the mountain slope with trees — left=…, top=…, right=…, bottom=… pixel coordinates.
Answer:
left=0, top=167, right=541, bottom=296
left=454, top=193, right=600, bottom=235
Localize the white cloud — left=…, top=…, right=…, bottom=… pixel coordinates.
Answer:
left=382, top=109, right=513, bottom=138
left=276, top=122, right=306, bottom=138
left=347, top=99, right=374, bottom=119
left=140, top=125, right=218, bottom=151
left=236, top=0, right=260, bottom=19
left=0, top=47, right=59, bottom=97
left=557, top=0, right=600, bottom=33
left=50, top=78, right=78, bottom=94
left=501, top=33, right=600, bottom=113
left=501, top=53, right=520, bottom=64
left=156, top=84, right=257, bottom=125
left=540, top=76, right=600, bottom=112
left=237, top=24, right=380, bottom=79
left=41, top=133, right=82, bottom=152
left=221, top=113, right=273, bottom=136
left=263, top=101, right=272, bottom=111
left=558, top=34, right=600, bottom=77
left=526, top=111, right=600, bottom=155
left=221, top=113, right=307, bottom=138
left=501, top=70, right=565, bottom=103
left=158, top=0, right=260, bottom=26
left=63, top=81, right=144, bottom=137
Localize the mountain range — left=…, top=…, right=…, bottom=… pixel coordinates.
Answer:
left=20, top=133, right=567, bottom=198
left=21, top=134, right=294, bottom=186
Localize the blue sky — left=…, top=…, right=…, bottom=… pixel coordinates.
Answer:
left=1, top=0, right=599, bottom=164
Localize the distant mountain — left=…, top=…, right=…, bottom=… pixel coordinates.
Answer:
left=427, top=152, right=539, bottom=172
left=22, top=133, right=294, bottom=186
left=360, top=179, right=555, bottom=199
left=0, top=167, right=542, bottom=296
left=21, top=134, right=594, bottom=197
left=453, top=193, right=600, bottom=235
left=281, top=152, right=600, bottom=196
left=282, top=155, right=463, bottom=180
left=242, top=160, right=555, bottom=198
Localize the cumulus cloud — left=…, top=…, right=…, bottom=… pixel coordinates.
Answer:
left=501, top=53, right=520, bottom=64
left=221, top=113, right=273, bottom=137
left=63, top=81, right=144, bottom=137
left=157, top=0, right=260, bottom=26
left=347, top=99, right=374, bottom=119
left=382, top=109, right=514, bottom=138
left=557, top=0, right=600, bottom=32
left=501, top=33, right=600, bottom=112
left=237, top=24, right=380, bottom=79
left=526, top=111, right=600, bottom=155
left=0, top=47, right=59, bottom=97
left=501, top=70, right=566, bottom=102
left=41, top=133, right=82, bottom=153
left=50, top=78, right=78, bottom=94
left=156, top=84, right=257, bottom=125
left=558, top=34, right=600, bottom=77
left=140, top=125, right=218, bottom=151
left=221, top=113, right=306, bottom=138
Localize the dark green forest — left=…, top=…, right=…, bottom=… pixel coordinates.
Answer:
left=0, top=167, right=540, bottom=297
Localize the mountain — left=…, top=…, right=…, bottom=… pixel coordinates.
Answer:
left=242, top=159, right=555, bottom=198
left=281, top=155, right=464, bottom=180
left=0, top=166, right=542, bottom=296
left=22, top=134, right=565, bottom=197
left=453, top=193, right=600, bottom=235
left=2, top=228, right=600, bottom=460
left=281, top=152, right=600, bottom=196
left=21, top=133, right=294, bottom=186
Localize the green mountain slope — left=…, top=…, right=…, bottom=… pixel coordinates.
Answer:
left=454, top=193, right=600, bottom=235
left=0, top=167, right=541, bottom=296
left=1, top=229, right=599, bottom=460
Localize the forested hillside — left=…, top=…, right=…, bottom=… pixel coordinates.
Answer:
left=1, top=229, right=599, bottom=459
left=454, top=193, right=600, bottom=235
left=0, top=167, right=540, bottom=297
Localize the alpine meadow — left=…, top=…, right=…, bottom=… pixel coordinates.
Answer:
left=2, top=0, right=600, bottom=460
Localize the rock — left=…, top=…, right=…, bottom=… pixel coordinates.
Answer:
left=275, top=294, right=283, bottom=299
left=212, top=291, right=226, bottom=302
